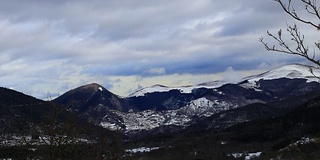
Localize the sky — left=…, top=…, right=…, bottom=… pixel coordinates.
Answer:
left=0, top=0, right=317, bottom=99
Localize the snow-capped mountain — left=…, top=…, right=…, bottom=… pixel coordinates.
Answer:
left=101, top=79, right=320, bottom=133
left=130, top=64, right=320, bottom=98
left=244, top=64, right=320, bottom=82
left=128, top=81, right=226, bottom=97
left=54, top=64, right=320, bottom=134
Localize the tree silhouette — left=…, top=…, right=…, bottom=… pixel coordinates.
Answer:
left=260, top=0, right=320, bottom=68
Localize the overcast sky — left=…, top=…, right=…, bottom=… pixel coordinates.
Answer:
left=0, top=0, right=317, bottom=99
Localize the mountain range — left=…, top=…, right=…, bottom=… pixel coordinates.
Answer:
left=2, top=63, right=320, bottom=159
left=1, top=63, right=320, bottom=136
left=52, top=64, right=320, bottom=135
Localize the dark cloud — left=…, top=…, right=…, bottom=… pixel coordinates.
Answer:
left=0, top=0, right=311, bottom=98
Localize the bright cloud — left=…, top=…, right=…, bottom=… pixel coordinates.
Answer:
left=144, top=67, right=166, bottom=75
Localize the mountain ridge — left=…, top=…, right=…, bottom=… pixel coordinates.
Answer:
left=2, top=63, right=318, bottom=134
left=129, top=64, right=320, bottom=97
left=49, top=64, right=320, bottom=133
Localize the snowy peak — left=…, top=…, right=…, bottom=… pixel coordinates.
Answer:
left=128, top=81, right=226, bottom=97
left=128, top=64, right=320, bottom=97
left=75, top=83, right=106, bottom=93
left=54, top=83, right=133, bottom=124
left=129, top=84, right=170, bottom=97
left=245, top=64, right=320, bottom=82
left=53, top=83, right=111, bottom=107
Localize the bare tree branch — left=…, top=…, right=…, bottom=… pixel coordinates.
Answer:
left=275, top=0, right=320, bottom=29
left=261, top=0, right=320, bottom=68
left=260, top=24, right=320, bottom=66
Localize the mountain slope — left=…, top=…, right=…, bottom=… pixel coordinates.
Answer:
left=126, top=93, right=320, bottom=160
left=0, top=87, right=107, bottom=136
left=0, top=87, right=50, bottom=133
left=225, top=95, right=320, bottom=146
left=53, top=83, right=133, bottom=124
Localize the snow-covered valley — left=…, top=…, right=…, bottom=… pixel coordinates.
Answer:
left=100, top=96, right=236, bottom=132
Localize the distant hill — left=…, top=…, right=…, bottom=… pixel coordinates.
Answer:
left=53, top=83, right=133, bottom=124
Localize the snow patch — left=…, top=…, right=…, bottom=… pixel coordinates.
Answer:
left=281, top=137, right=317, bottom=151
left=229, top=151, right=262, bottom=160
left=100, top=122, right=122, bottom=130
left=100, top=110, right=192, bottom=132
left=128, top=81, right=226, bottom=97
left=0, top=135, right=91, bottom=147
left=100, top=97, right=233, bottom=132
left=126, top=147, right=160, bottom=153
left=178, top=97, right=231, bottom=117
left=245, top=152, right=262, bottom=160
left=239, top=81, right=262, bottom=92
left=245, top=64, right=320, bottom=83
left=230, top=153, right=243, bottom=158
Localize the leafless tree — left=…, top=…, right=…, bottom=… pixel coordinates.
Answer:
left=260, top=0, right=320, bottom=70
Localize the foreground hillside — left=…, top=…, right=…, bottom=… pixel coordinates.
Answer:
left=0, top=87, right=50, bottom=134
left=0, top=87, right=125, bottom=159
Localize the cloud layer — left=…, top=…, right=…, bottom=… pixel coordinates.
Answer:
left=0, top=0, right=315, bottom=98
